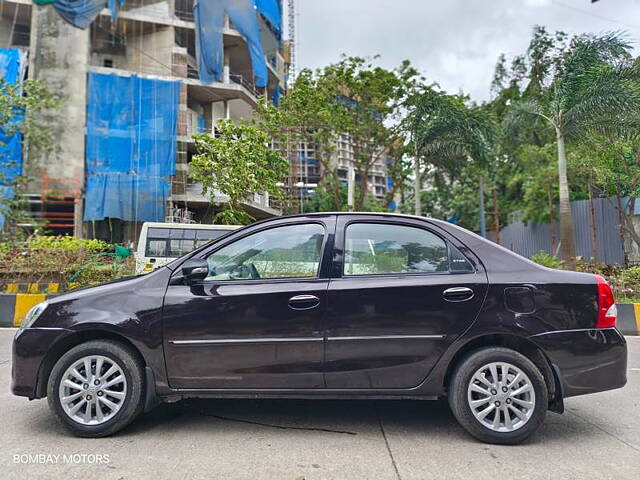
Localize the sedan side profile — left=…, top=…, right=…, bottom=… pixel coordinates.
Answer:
left=12, top=213, right=627, bottom=444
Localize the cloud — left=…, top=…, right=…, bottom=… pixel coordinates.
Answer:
left=297, top=0, right=640, bottom=101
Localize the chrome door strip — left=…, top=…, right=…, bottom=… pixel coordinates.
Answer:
left=169, top=337, right=324, bottom=345
left=326, top=334, right=445, bottom=341
left=170, top=335, right=445, bottom=345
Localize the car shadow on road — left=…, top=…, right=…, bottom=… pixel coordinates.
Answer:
left=121, top=397, right=601, bottom=445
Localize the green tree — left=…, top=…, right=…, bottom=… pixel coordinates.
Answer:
left=319, top=56, right=420, bottom=210
left=414, top=162, right=484, bottom=230
left=191, top=120, right=288, bottom=225
left=503, top=32, right=640, bottom=267
left=0, top=79, right=60, bottom=241
left=256, top=57, right=420, bottom=213
left=404, top=87, right=496, bottom=217
left=571, top=135, right=640, bottom=260
left=511, top=144, right=559, bottom=252
left=256, top=69, right=344, bottom=211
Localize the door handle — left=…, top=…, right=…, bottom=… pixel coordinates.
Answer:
left=442, top=287, right=474, bottom=302
left=288, top=294, right=320, bottom=310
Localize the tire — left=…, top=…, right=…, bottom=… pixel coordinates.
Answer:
left=47, top=340, right=145, bottom=438
left=448, top=347, right=548, bottom=445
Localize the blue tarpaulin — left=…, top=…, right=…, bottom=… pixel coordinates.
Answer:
left=53, top=0, right=124, bottom=29
left=52, top=0, right=124, bottom=28
left=195, top=0, right=268, bottom=88
left=193, top=0, right=225, bottom=86
left=84, top=72, right=179, bottom=222
left=0, top=48, right=27, bottom=230
left=53, top=0, right=107, bottom=29
left=255, top=0, right=281, bottom=37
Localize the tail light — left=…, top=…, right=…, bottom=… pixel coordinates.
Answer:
left=595, top=274, right=617, bottom=329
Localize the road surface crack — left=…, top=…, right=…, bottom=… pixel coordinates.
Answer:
left=374, top=402, right=402, bottom=480
left=200, top=412, right=357, bottom=435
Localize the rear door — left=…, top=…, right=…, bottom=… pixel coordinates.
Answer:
left=324, top=215, right=488, bottom=389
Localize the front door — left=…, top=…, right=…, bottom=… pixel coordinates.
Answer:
left=163, top=219, right=335, bottom=389
left=324, top=216, right=488, bottom=389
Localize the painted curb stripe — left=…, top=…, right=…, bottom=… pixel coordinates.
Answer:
left=634, top=304, right=640, bottom=336
left=13, top=294, right=46, bottom=327
left=3, top=283, right=62, bottom=294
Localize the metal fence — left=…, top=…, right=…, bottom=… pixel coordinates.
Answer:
left=499, top=197, right=626, bottom=265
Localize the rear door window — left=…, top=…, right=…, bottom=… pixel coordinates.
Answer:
left=343, top=223, right=472, bottom=275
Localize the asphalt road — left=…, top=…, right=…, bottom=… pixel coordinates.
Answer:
left=0, top=329, right=639, bottom=480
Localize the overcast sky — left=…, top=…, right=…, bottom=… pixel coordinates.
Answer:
left=297, top=0, right=640, bottom=102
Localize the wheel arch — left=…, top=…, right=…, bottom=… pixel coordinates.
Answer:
left=35, top=330, right=147, bottom=398
left=443, top=333, right=563, bottom=412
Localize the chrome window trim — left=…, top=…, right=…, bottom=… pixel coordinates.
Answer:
left=169, top=337, right=324, bottom=345
left=327, top=334, right=445, bottom=341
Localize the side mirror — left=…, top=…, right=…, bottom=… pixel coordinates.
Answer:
left=181, top=259, right=209, bottom=285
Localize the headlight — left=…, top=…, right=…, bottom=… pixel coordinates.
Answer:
left=20, top=301, right=48, bottom=329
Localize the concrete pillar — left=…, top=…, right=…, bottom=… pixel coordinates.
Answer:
left=223, top=50, right=230, bottom=84
left=202, top=102, right=213, bottom=133
left=29, top=6, right=89, bottom=237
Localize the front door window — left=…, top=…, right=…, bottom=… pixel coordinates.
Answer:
left=205, top=223, right=325, bottom=281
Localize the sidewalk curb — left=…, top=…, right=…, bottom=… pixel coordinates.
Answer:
left=615, top=304, right=640, bottom=336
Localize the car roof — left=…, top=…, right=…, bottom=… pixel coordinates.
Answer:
left=259, top=212, right=453, bottom=230
left=268, top=211, right=443, bottom=222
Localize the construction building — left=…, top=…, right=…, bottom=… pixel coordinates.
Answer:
left=1, top=0, right=391, bottom=243
left=287, top=134, right=391, bottom=212
left=0, top=0, right=286, bottom=243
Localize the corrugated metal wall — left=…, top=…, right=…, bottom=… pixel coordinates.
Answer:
left=499, top=197, right=625, bottom=264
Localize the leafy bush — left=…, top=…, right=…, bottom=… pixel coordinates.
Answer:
left=27, top=235, right=111, bottom=254
left=0, top=236, right=133, bottom=292
left=574, top=262, right=640, bottom=303
left=530, top=251, right=564, bottom=269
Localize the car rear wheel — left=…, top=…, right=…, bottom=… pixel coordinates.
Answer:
left=47, top=340, right=145, bottom=437
left=448, top=347, right=548, bottom=444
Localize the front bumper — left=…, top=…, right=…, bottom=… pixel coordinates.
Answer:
left=531, top=328, right=627, bottom=398
left=12, top=327, right=71, bottom=399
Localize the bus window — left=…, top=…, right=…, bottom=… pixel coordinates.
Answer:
left=195, top=229, right=230, bottom=247
left=147, top=239, right=167, bottom=257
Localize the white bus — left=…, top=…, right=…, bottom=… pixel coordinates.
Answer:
left=135, top=222, right=241, bottom=274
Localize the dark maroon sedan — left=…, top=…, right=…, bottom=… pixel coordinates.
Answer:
left=12, top=213, right=627, bottom=444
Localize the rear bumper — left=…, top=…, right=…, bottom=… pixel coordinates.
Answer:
left=530, top=328, right=627, bottom=398
left=12, top=327, right=71, bottom=398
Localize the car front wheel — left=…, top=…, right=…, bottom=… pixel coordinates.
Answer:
left=448, top=347, right=548, bottom=444
left=47, top=339, right=145, bottom=437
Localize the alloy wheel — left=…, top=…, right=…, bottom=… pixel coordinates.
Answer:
left=467, top=361, right=535, bottom=432
left=58, top=355, right=127, bottom=425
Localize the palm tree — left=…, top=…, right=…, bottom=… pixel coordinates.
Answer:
left=504, top=33, right=640, bottom=268
left=405, top=89, right=495, bottom=217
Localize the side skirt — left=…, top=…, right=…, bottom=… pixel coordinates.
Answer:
left=158, top=390, right=440, bottom=401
